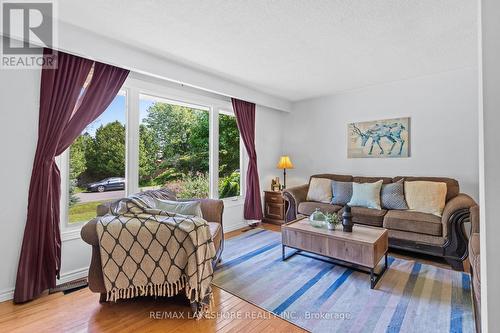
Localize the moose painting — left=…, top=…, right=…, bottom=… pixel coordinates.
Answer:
left=347, top=117, right=410, bottom=158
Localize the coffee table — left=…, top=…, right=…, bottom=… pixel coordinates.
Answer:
left=281, top=216, right=389, bottom=289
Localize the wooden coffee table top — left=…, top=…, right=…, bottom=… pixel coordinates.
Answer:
left=282, top=217, right=388, bottom=245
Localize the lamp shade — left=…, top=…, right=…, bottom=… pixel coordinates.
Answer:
left=277, top=155, right=294, bottom=169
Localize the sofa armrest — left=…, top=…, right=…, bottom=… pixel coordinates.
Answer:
left=198, top=199, right=224, bottom=225
left=441, top=193, right=477, bottom=265
left=283, top=184, right=309, bottom=222
left=81, top=218, right=99, bottom=246
left=442, top=193, right=477, bottom=238
left=96, top=202, right=113, bottom=216
left=469, top=205, right=480, bottom=234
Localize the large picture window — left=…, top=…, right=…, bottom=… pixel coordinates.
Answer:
left=62, top=82, right=243, bottom=227
left=67, top=91, right=127, bottom=224
left=138, top=94, right=210, bottom=198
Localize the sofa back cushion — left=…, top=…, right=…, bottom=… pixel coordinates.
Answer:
left=310, top=174, right=353, bottom=182
left=352, top=176, right=393, bottom=184
left=394, top=176, right=459, bottom=202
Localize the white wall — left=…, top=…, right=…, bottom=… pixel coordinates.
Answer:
left=284, top=68, right=479, bottom=200
left=0, top=68, right=41, bottom=301
left=479, top=0, right=500, bottom=331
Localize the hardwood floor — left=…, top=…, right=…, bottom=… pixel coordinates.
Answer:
left=0, top=222, right=461, bottom=333
left=0, top=223, right=304, bottom=333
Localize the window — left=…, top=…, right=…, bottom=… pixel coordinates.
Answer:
left=67, top=91, right=127, bottom=224
left=138, top=94, right=210, bottom=199
left=218, top=112, right=241, bottom=198
left=61, top=80, right=246, bottom=229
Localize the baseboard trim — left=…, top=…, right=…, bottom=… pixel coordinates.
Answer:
left=223, top=221, right=249, bottom=233
left=0, top=289, right=14, bottom=303
left=0, top=267, right=90, bottom=303
left=57, top=267, right=89, bottom=286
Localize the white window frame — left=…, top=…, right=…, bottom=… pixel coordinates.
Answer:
left=217, top=108, right=245, bottom=202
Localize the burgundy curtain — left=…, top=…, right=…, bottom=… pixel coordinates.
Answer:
left=14, top=49, right=129, bottom=303
left=232, top=98, right=263, bottom=220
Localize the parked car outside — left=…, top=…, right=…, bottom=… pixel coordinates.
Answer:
left=86, top=177, right=125, bottom=192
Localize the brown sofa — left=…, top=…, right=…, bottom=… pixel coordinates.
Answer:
left=81, top=189, right=224, bottom=302
left=283, top=174, right=477, bottom=270
left=469, top=205, right=481, bottom=332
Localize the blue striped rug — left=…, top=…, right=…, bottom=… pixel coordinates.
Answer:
left=213, top=229, right=474, bottom=333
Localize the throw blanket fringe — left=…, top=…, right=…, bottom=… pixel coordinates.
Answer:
left=106, top=275, right=188, bottom=302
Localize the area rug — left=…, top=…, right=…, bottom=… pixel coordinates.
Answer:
left=212, top=229, right=474, bottom=333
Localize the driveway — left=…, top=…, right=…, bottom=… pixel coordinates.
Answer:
left=75, top=190, right=125, bottom=203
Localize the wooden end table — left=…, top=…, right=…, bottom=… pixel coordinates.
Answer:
left=281, top=216, right=389, bottom=289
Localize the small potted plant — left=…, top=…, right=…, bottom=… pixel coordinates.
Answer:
left=325, top=213, right=341, bottom=230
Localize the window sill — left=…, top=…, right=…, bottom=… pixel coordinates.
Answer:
left=61, top=227, right=83, bottom=242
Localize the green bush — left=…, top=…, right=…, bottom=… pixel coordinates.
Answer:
left=152, top=168, right=183, bottom=186
left=176, top=173, right=209, bottom=199
left=219, top=171, right=240, bottom=198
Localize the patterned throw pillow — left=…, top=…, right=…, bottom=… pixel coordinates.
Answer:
left=306, top=178, right=333, bottom=203
left=347, top=180, right=383, bottom=210
left=331, top=181, right=353, bottom=205
left=381, top=179, right=409, bottom=210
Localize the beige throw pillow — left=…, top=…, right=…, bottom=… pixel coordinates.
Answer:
left=404, top=181, right=447, bottom=217
left=306, top=178, right=333, bottom=203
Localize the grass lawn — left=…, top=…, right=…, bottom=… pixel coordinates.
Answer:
left=69, top=200, right=110, bottom=224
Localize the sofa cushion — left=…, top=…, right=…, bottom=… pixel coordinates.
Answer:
left=348, top=180, right=383, bottom=210
left=383, top=210, right=442, bottom=236
left=298, top=202, right=342, bottom=216
left=405, top=181, right=447, bottom=217
left=394, top=176, right=459, bottom=202
left=388, top=229, right=445, bottom=246
left=306, top=178, right=333, bottom=203
left=331, top=181, right=353, bottom=205
left=310, top=174, right=353, bottom=182
left=339, top=206, right=387, bottom=227
left=381, top=179, right=409, bottom=210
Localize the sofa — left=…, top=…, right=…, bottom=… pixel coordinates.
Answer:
left=81, top=188, right=224, bottom=302
left=469, top=205, right=481, bottom=332
left=283, top=174, right=476, bottom=270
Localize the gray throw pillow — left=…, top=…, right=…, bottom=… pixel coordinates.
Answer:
left=381, top=179, right=409, bottom=210
left=153, top=198, right=203, bottom=218
left=331, top=181, right=353, bottom=205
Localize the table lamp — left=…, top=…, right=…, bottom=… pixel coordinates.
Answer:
left=277, top=155, right=294, bottom=189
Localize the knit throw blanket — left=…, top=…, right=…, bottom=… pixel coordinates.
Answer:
left=96, top=195, right=216, bottom=310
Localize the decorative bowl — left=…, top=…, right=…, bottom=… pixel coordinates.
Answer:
left=309, top=208, right=327, bottom=228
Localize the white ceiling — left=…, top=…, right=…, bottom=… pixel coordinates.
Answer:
left=58, top=0, right=478, bottom=102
